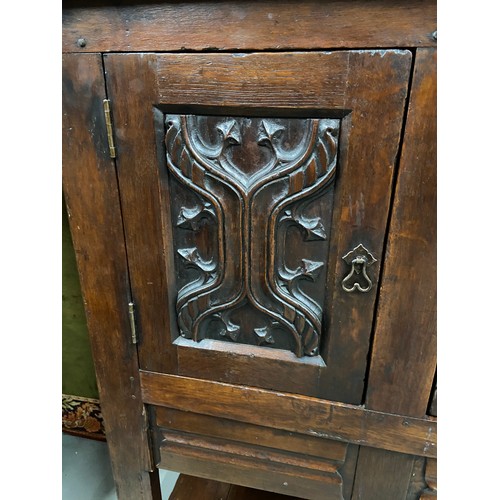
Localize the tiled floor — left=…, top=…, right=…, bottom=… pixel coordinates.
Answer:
left=62, top=434, right=179, bottom=500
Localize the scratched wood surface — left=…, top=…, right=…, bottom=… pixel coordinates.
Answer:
left=155, top=407, right=348, bottom=462
left=142, top=371, right=437, bottom=458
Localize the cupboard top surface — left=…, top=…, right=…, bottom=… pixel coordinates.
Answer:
left=62, top=0, right=437, bottom=53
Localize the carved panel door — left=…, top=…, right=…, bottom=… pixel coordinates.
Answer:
left=104, top=51, right=411, bottom=403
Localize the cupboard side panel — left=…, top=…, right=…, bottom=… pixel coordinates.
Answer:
left=62, top=53, right=160, bottom=500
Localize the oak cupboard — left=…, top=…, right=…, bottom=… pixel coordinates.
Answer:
left=62, top=2, right=436, bottom=498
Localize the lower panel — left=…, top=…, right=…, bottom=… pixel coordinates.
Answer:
left=140, top=371, right=437, bottom=458
left=158, top=438, right=342, bottom=500
left=143, top=372, right=437, bottom=499
left=152, top=419, right=435, bottom=500
left=175, top=337, right=324, bottom=396
left=155, top=407, right=346, bottom=461
left=152, top=407, right=349, bottom=500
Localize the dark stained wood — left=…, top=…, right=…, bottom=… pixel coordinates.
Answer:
left=62, top=1, right=437, bottom=53
left=227, top=483, right=298, bottom=500
left=159, top=433, right=343, bottom=500
left=318, top=49, right=411, bottom=404
left=161, top=430, right=341, bottom=475
left=62, top=4, right=437, bottom=498
left=104, top=50, right=412, bottom=406
left=155, top=408, right=356, bottom=498
left=102, top=53, right=179, bottom=377
left=175, top=339, right=323, bottom=395
left=352, top=48, right=437, bottom=499
left=169, top=474, right=231, bottom=500
left=169, top=474, right=306, bottom=500
left=141, top=371, right=437, bottom=458
left=405, top=457, right=427, bottom=500
left=365, top=48, right=437, bottom=417
left=154, top=407, right=347, bottom=462
left=338, top=445, right=360, bottom=500
left=419, top=458, right=437, bottom=499
left=429, top=385, right=437, bottom=417
left=164, top=457, right=333, bottom=500
left=153, top=50, right=408, bottom=110
left=62, top=53, right=161, bottom=500
left=352, top=449, right=415, bottom=500
left=164, top=113, right=340, bottom=357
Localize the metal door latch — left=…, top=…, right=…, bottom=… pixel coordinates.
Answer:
left=341, top=244, right=377, bottom=293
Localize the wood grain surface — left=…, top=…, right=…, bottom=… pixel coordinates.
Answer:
left=141, top=371, right=437, bottom=458
left=365, top=48, right=437, bottom=416
left=160, top=436, right=342, bottom=500
left=103, top=53, right=180, bottom=377
left=63, top=0, right=436, bottom=53
left=104, top=50, right=412, bottom=406
left=62, top=4, right=437, bottom=497
left=169, top=474, right=232, bottom=500
left=175, top=338, right=324, bottom=395
left=155, top=407, right=347, bottom=461
left=168, top=473, right=333, bottom=500
left=352, top=47, right=437, bottom=500
left=62, top=53, right=161, bottom=500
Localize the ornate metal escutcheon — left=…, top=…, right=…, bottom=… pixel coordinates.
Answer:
left=341, top=244, right=377, bottom=293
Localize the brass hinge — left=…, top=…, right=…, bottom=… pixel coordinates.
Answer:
left=103, top=99, right=116, bottom=158
left=128, top=302, right=138, bottom=344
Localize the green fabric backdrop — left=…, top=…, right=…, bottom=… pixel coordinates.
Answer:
left=62, top=196, right=99, bottom=399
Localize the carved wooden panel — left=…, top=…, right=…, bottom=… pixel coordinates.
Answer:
left=164, top=114, right=339, bottom=357
left=153, top=407, right=348, bottom=500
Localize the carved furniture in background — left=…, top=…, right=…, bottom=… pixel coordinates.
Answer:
left=62, top=2, right=436, bottom=498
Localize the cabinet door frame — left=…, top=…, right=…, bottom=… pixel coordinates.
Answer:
left=103, top=50, right=412, bottom=404
left=352, top=47, right=437, bottom=499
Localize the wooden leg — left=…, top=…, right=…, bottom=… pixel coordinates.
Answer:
left=351, top=448, right=414, bottom=500
left=63, top=52, right=160, bottom=499
left=111, top=469, right=161, bottom=500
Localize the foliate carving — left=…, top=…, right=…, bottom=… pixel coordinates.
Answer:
left=281, top=207, right=327, bottom=241
left=254, top=325, right=277, bottom=346
left=214, top=311, right=241, bottom=342
left=177, top=248, right=216, bottom=275
left=278, top=259, right=324, bottom=291
left=165, top=114, right=340, bottom=357
left=177, top=202, right=215, bottom=230
left=257, top=119, right=285, bottom=149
